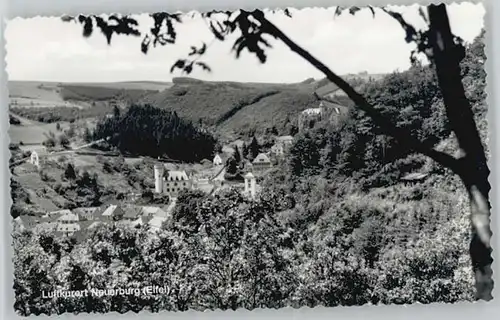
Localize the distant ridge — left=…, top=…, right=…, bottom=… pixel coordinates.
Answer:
left=9, top=71, right=388, bottom=138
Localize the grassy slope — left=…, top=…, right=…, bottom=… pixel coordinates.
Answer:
left=141, top=77, right=358, bottom=136
left=8, top=81, right=171, bottom=107
left=9, top=74, right=377, bottom=139
left=8, top=114, right=71, bottom=145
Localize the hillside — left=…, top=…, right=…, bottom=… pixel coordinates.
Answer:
left=8, top=80, right=172, bottom=124
left=8, top=74, right=376, bottom=137
left=8, top=80, right=172, bottom=108
left=141, top=76, right=360, bottom=137
left=8, top=113, right=71, bottom=145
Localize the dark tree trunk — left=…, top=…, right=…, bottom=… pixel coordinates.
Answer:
left=428, top=4, right=493, bottom=301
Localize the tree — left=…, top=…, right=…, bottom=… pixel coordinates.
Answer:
left=83, top=126, right=93, bottom=142
left=172, top=189, right=206, bottom=233
left=64, top=163, right=77, bottom=180
left=113, top=105, right=121, bottom=118
left=66, top=124, right=76, bottom=138
left=93, top=104, right=217, bottom=162
left=226, top=156, right=238, bottom=175
left=233, top=144, right=242, bottom=165
left=43, top=137, right=56, bottom=148
left=248, top=136, right=260, bottom=161
left=59, top=134, right=71, bottom=149
left=242, top=142, right=249, bottom=160
left=68, top=4, right=492, bottom=299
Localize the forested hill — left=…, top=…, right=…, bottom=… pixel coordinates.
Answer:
left=9, top=75, right=374, bottom=137
left=140, top=76, right=360, bottom=136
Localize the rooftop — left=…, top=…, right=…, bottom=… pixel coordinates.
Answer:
left=301, top=108, right=322, bottom=116
left=244, top=172, right=255, bottom=178
left=253, top=153, right=271, bottom=164
left=16, top=215, right=39, bottom=225
left=56, top=210, right=79, bottom=221
left=149, top=216, right=167, bottom=229
left=122, top=205, right=143, bottom=219
left=101, top=204, right=119, bottom=216
left=166, top=170, right=189, bottom=181
left=276, top=135, right=294, bottom=142
left=401, top=172, right=429, bottom=181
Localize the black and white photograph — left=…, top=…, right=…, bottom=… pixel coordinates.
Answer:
left=5, top=1, right=492, bottom=316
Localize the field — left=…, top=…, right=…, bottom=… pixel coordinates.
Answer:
left=8, top=74, right=376, bottom=140
left=8, top=114, right=71, bottom=145
left=8, top=80, right=172, bottom=109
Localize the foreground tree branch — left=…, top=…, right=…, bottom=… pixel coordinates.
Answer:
left=253, top=6, right=492, bottom=300
left=250, top=10, right=460, bottom=175
left=67, top=5, right=492, bottom=300
left=427, top=4, right=493, bottom=301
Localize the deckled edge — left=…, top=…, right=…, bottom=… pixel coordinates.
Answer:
left=483, top=0, right=497, bottom=302
left=2, top=0, right=494, bottom=318
left=1, top=1, right=16, bottom=320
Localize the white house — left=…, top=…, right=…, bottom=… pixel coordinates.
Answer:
left=163, top=170, right=193, bottom=197
left=252, top=153, right=272, bottom=173
left=271, top=136, right=294, bottom=157
left=213, top=154, right=223, bottom=166
left=149, top=216, right=167, bottom=232
left=73, top=207, right=99, bottom=221
left=101, top=204, right=125, bottom=222
left=56, top=211, right=80, bottom=235
left=141, top=206, right=168, bottom=218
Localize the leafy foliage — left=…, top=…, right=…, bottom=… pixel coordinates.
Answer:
left=11, top=4, right=486, bottom=315
left=92, top=104, right=217, bottom=162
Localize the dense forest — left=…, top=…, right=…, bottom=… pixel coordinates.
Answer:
left=12, top=30, right=486, bottom=315
left=91, top=104, right=217, bottom=162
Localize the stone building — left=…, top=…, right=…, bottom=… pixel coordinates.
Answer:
left=270, top=135, right=294, bottom=157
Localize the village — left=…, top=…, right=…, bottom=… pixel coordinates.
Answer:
left=7, top=5, right=490, bottom=315
left=11, top=80, right=348, bottom=239
left=13, top=133, right=299, bottom=235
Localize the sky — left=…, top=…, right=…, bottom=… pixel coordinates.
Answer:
left=5, top=2, right=485, bottom=83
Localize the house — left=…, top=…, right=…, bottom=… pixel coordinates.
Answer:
left=101, top=204, right=125, bottom=222
left=47, top=209, right=72, bottom=219
left=298, top=108, right=323, bottom=131
left=13, top=215, right=39, bottom=231
left=271, top=136, right=294, bottom=157
left=56, top=211, right=80, bottom=235
left=213, top=154, right=223, bottom=166
left=141, top=206, right=167, bottom=218
left=122, top=206, right=143, bottom=221
left=314, top=81, right=341, bottom=99
left=297, top=80, right=351, bottom=132
left=163, top=170, right=192, bottom=197
left=298, top=100, right=349, bottom=132
left=400, top=172, right=429, bottom=185
left=252, top=153, right=272, bottom=173
left=73, top=207, right=99, bottom=221
left=130, top=215, right=152, bottom=228
left=77, top=220, right=94, bottom=230
left=319, top=100, right=349, bottom=116
left=33, top=216, right=57, bottom=233
left=149, top=216, right=167, bottom=232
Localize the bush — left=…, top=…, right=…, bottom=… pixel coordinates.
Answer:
left=59, top=134, right=70, bottom=149
left=43, top=137, right=56, bottom=148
